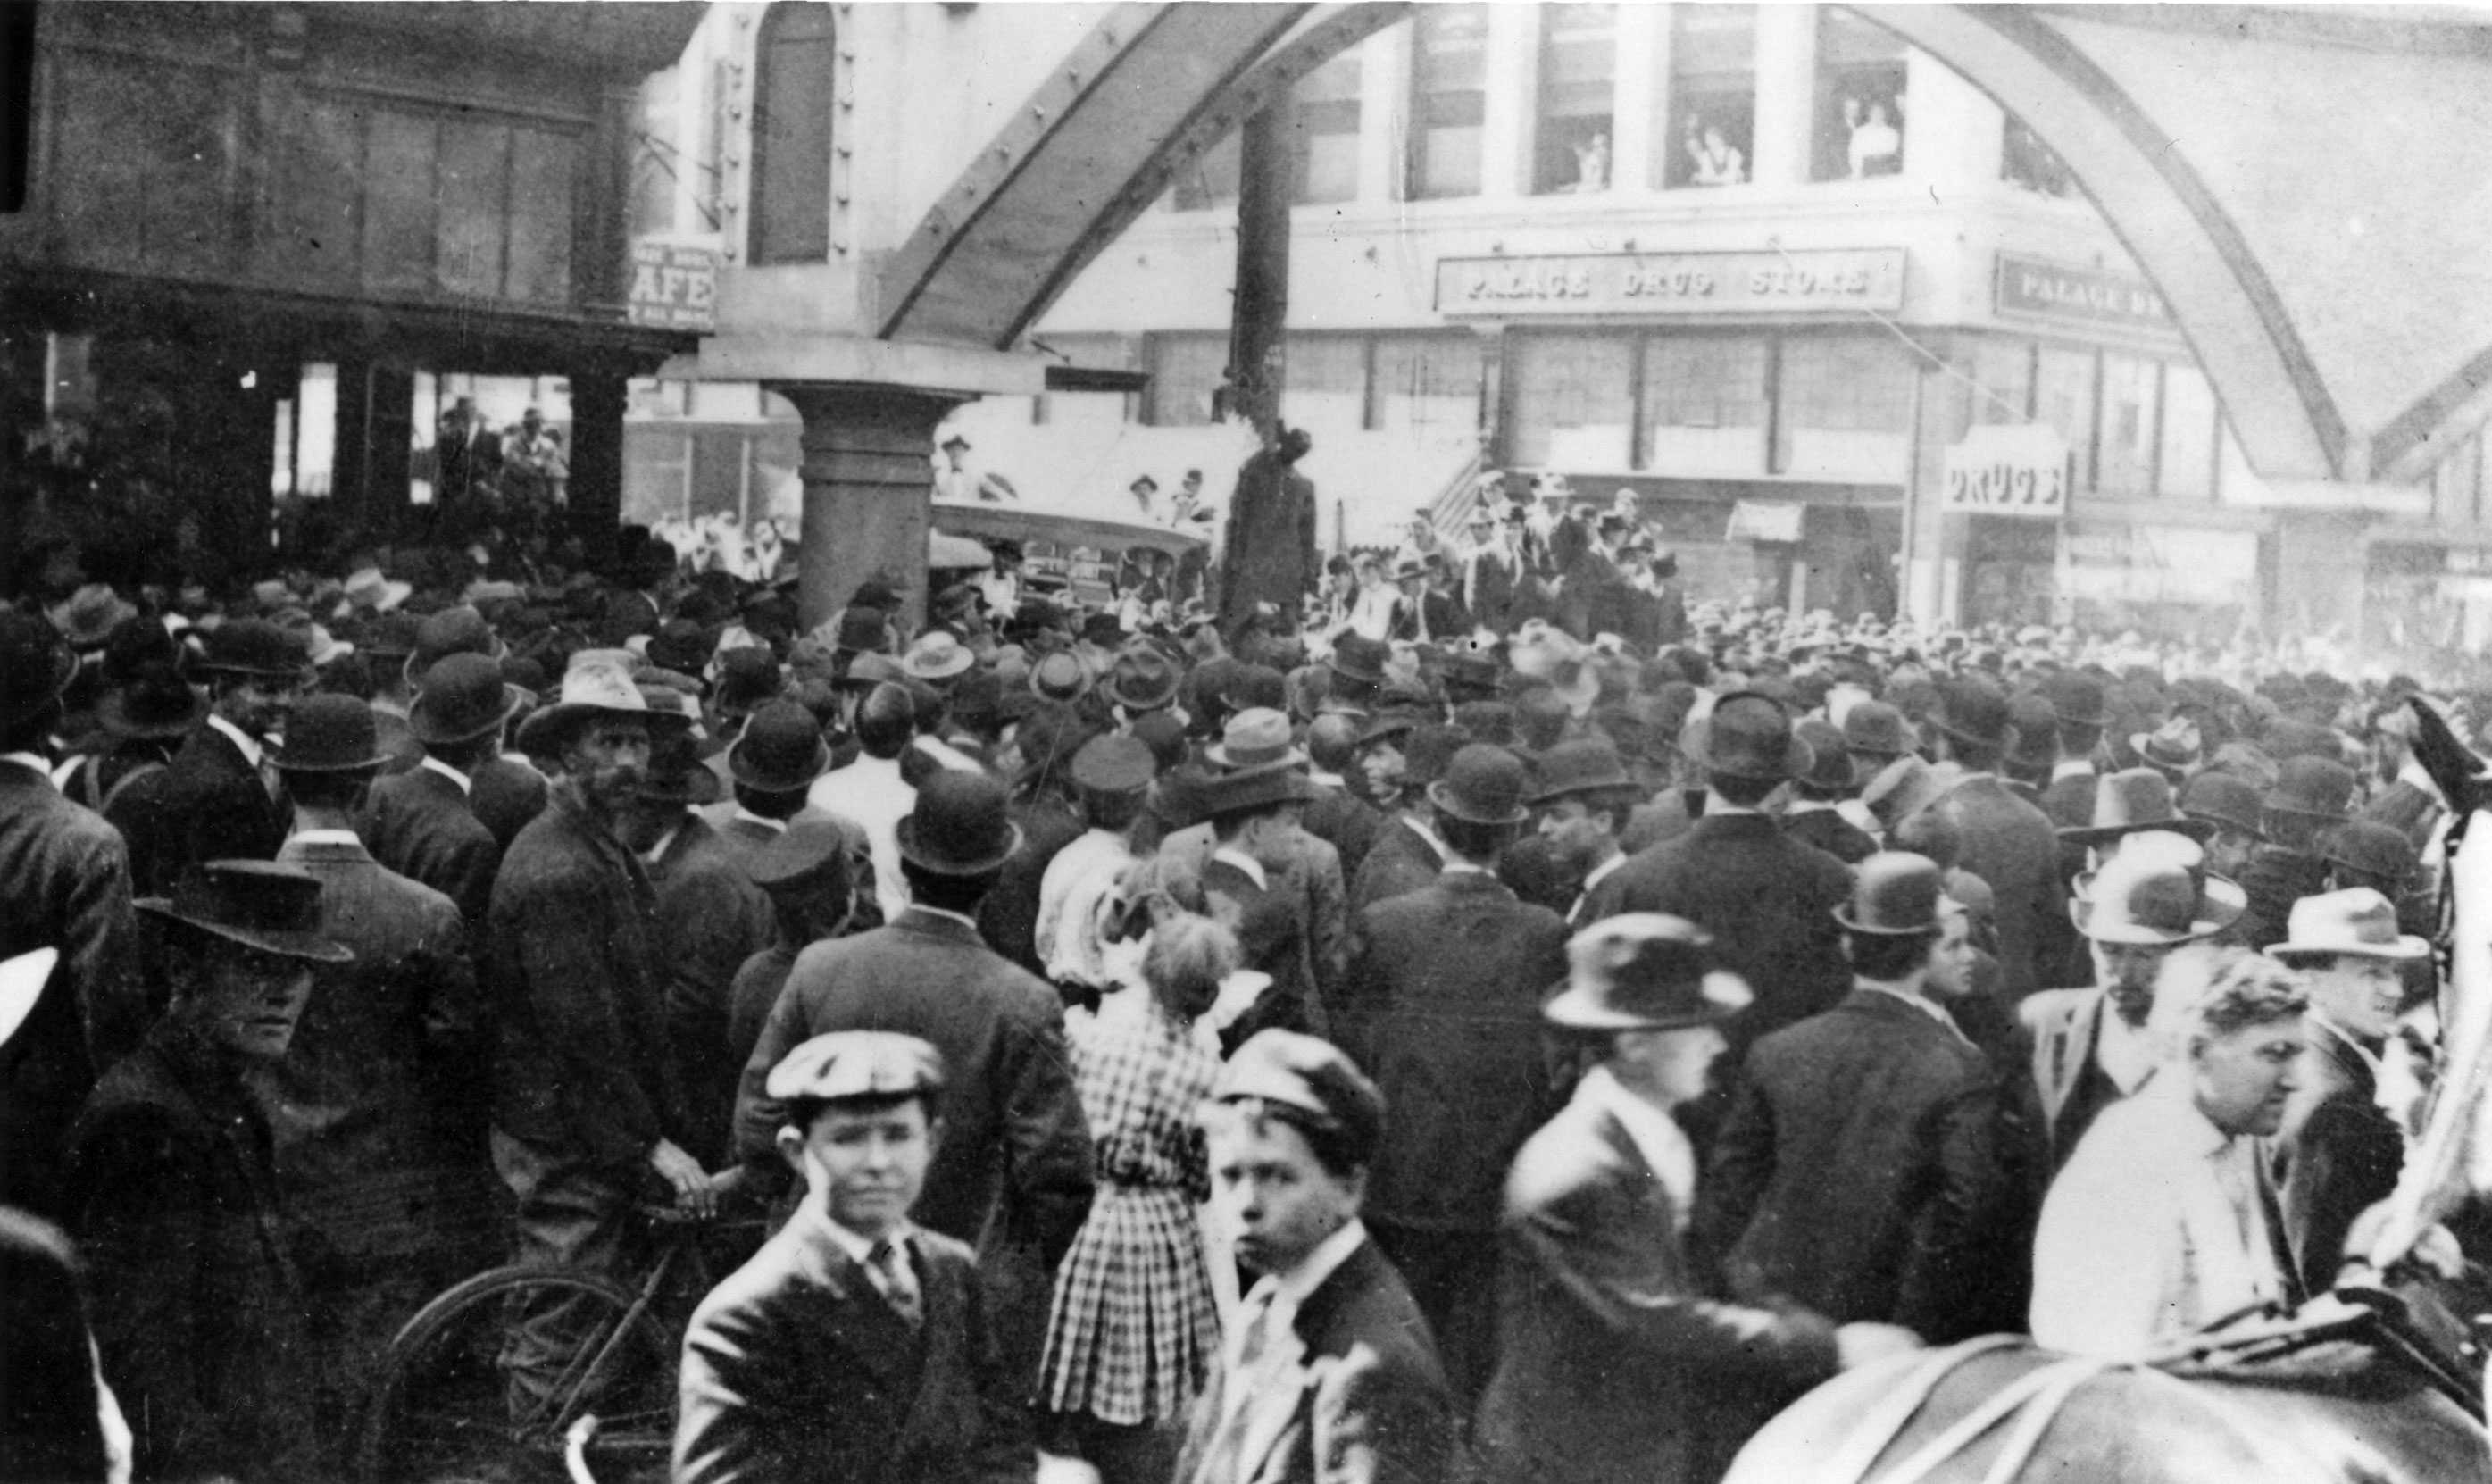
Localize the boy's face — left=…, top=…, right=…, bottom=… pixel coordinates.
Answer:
left=779, top=1099, right=937, bottom=1239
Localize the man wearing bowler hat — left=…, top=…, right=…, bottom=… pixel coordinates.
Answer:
left=1338, top=742, right=1567, bottom=1411
left=69, top=860, right=351, bottom=1483
left=697, top=697, right=878, bottom=919
left=2240, top=755, right=2358, bottom=950
left=1530, top=738, right=1645, bottom=927
left=488, top=660, right=717, bottom=1416
left=734, top=769, right=1095, bottom=1397
left=1473, top=916, right=1916, bottom=1484
left=138, top=617, right=310, bottom=889
left=361, top=651, right=521, bottom=932
left=1194, top=733, right=1332, bottom=1047
left=1178, top=1029, right=1453, bottom=1484
left=0, top=612, right=142, bottom=1220
left=1579, top=692, right=1854, bottom=1097
left=1925, top=675, right=2060, bottom=1001
left=2016, top=832, right=2246, bottom=1171
left=1783, top=717, right=1878, bottom=865
left=1696, top=854, right=2013, bottom=1346
left=267, top=695, right=485, bottom=1440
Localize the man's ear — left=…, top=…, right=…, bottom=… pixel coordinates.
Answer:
left=925, top=1116, right=947, bottom=1159
left=775, top=1125, right=806, bottom=1178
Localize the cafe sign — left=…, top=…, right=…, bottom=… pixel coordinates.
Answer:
left=1434, top=248, right=1905, bottom=317
left=1942, top=423, right=2070, bottom=519
left=1994, top=253, right=2175, bottom=336
left=627, top=239, right=720, bottom=331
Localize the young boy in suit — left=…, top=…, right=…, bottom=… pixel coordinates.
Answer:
left=675, top=1031, right=1034, bottom=1484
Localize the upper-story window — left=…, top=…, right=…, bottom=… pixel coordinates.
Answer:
left=1409, top=4, right=1489, bottom=199
left=1534, top=4, right=1616, bottom=196
left=2004, top=116, right=2076, bottom=197
left=1665, top=5, right=1754, bottom=189
left=749, top=3, right=835, bottom=263
left=1290, top=50, right=1363, bottom=204
left=1813, top=8, right=1906, bottom=181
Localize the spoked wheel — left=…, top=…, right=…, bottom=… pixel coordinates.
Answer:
left=358, top=1265, right=676, bottom=1484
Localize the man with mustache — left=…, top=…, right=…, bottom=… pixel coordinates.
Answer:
left=486, top=658, right=712, bottom=1419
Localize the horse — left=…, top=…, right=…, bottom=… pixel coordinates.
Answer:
left=1728, top=1280, right=2488, bottom=1483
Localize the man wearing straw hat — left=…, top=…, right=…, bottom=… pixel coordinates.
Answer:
left=488, top=657, right=713, bottom=1416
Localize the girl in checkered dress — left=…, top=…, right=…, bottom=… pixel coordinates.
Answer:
left=1039, top=898, right=1235, bottom=1484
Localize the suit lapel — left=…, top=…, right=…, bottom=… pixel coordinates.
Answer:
left=887, top=1244, right=961, bottom=1456
left=799, top=1228, right=922, bottom=1391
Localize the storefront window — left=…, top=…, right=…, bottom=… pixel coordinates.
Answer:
left=2003, top=116, right=2076, bottom=197
left=1664, top=6, right=1754, bottom=190
left=2157, top=363, right=2217, bottom=500
left=1639, top=334, right=1766, bottom=474
left=2035, top=346, right=2096, bottom=487
left=1146, top=334, right=1228, bottom=426
left=1775, top=334, right=1913, bottom=481
left=1410, top=5, right=1489, bottom=200
left=1375, top=334, right=1484, bottom=435
left=1813, top=9, right=1907, bottom=182
left=1960, top=338, right=2033, bottom=437
left=1535, top=4, right=1616, bottom=196
left=1291, top=50, right=1363, bottom=205
left=1510, top=335, right=1634, bottom=469
left=1173, top=132, right=1241, bottom=212
left=1280, top=336, right=1368, bottom=445
left=2097, top=353, right=2161, bottom=496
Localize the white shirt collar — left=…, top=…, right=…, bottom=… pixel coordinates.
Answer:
left=1213, top=846, right=1269, bottom=890
left=908, top=903, right=982, bottom=931
left=289, top=828, right=362, bottom=847
left=643, top=824, right=683, bottom=865
left=1576, top=1064, right=1696, bottom=1226
left=1307, top=769, right=1345, bottom=789
left=2096, top=1004, right=2161, bottom=1094
left=802, top=1196, right=913, bottom=1268
left=2053, top=759, right=2095, bottom=783
left=1246, top=1217, right=1370, bottom=1317
left=0, top=751, right=54, bottom=784
left=1786, top=798, right=1836, bottom=816
left=206, top=713, right=264, bottom=769
left=1579, top=850, right=1626, bottom=896
left=1403, top=814, right=1452, bottom=863
left=733, top=806, right=788, bottom=836
left=420, top=755, right=474, bottom=796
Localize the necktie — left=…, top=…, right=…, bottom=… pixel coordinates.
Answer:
left=867, top=1238, right=921, bottom=1330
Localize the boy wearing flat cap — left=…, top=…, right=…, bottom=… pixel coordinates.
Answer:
left=1177, top=1029, right=1453, bottom=1484
left=678, top=1031, right=1034, bottom=1484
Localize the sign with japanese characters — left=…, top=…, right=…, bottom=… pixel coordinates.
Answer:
left=627, top=239, right=720, bottom=330
left=1434, top=248, right=1906, bottom=317
left=1942, top=423, right=2070, bottom=518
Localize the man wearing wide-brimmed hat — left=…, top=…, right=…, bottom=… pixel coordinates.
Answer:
left=267, top=695, right=485, bottom=1412
left=360, top=651, right=525, bottom=931
left=138, top=617, right=311, bottom=891
left=1475, top=914, right=1913, bottom=1484
left=1578, top=692, right=1853, bottom=1080
left=0, top=612, right=143, bottom=1219
left=1340, top=742, right=1566, bottom=1410
left=1697, top=853, right=2015, bottom=1346
left=486, top=658, right=713, bottom=1416
left=733, top=769, right=1094, bottom=1396
left=69, top=860, right=349, bottom=1482
left=1926, top=674, right=2060, bottom=1000
left=2016, top=831, right=2246, bottom=1171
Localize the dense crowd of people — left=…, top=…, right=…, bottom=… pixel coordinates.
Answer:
left=1, top=499, right=2487, bottom=1484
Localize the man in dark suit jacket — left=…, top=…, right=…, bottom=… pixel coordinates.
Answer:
left=1580, top=694, right=1854, bottom=1075
left=1196, top=757, right=1333, bottom=1046
left=1474, top=917, right=1904, bottom=1484
left=128, top=620, right=306, bottom=892
left=679, top=1032, right=1032, bottom=1484
left=360, top=654, right=518, bottom=933
left=1338, top=745, right=1567, bottom=1408
left=1782, top=719, right=1878, bottom=865
left=1696, top=855, right=2010, bottom=1345
left=732, top=771, right=1095, bottom=1394
left=1929, top=678, right=2061, bottom=1000
left=1299, top=714, right=1382, bottom=884
left=0, top=614, right=143, bottom=1219
left=1179, top=1030, right=1453, bottom=1484
left=2270, top=889, right=2423, bottom=1291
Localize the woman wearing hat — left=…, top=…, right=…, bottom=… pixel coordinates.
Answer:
left=68, top=861, right=350, bottom=1483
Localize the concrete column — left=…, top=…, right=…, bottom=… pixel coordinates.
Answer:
left=1612, top=3, right=1667, bottom=194
left=1356, top=26, right=1406, bottom=204
left=1752, top=4, right=1818, bottom=188
left=773, top=384, right=961, bottom=633
left=567, top=371, right=627, bottom=569
left=1479, top=4, right=1538, bottom=198
left=1904, top=46, right=2002, bottom=194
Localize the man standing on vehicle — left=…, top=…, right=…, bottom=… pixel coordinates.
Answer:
left=487, top=659, right=715, bottom=1417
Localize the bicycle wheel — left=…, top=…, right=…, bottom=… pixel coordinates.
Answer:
left=358, top=1263, right=677, bottom=1484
